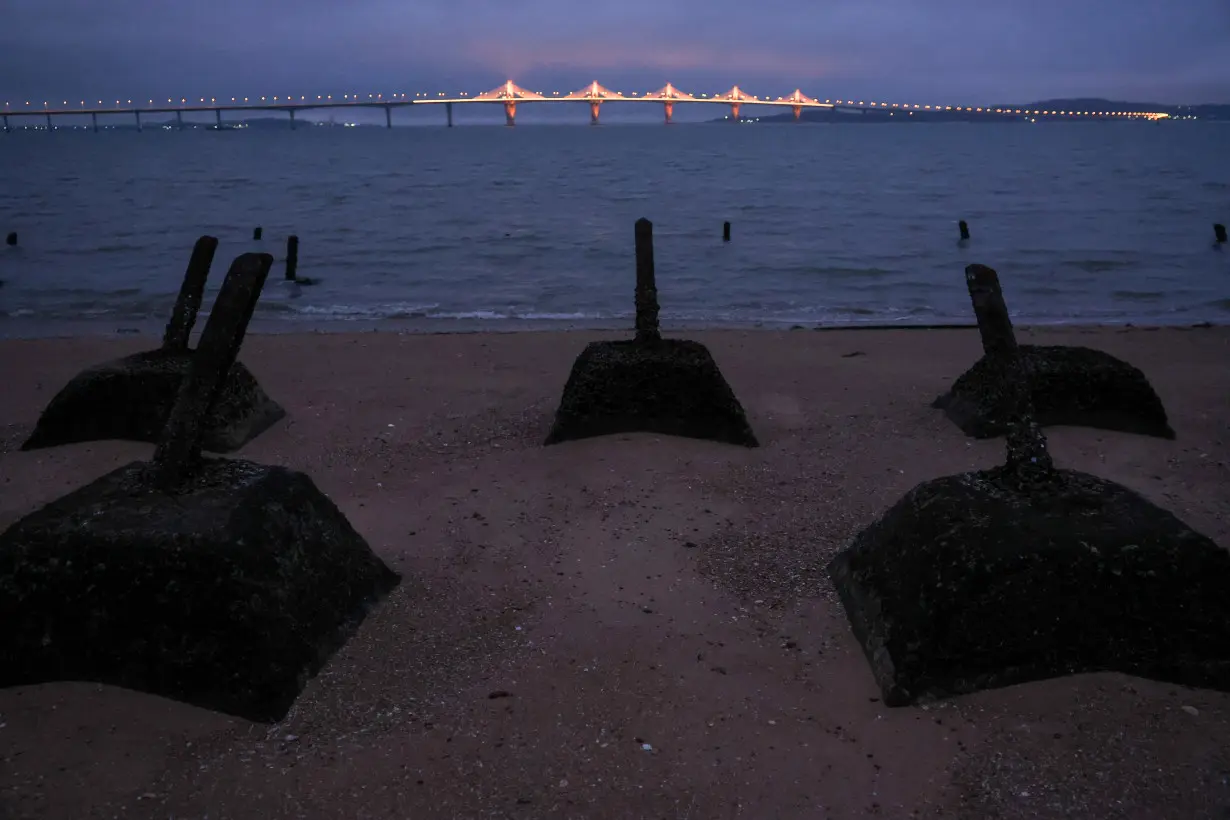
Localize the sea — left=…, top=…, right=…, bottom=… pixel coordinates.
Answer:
left=1, top=121, right=1228, bottom=338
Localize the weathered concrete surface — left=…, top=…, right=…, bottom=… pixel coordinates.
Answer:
left=20, top=348, right=285, bottom=453
left=0, top=458, right=400, bottom=723
left=932, top=344, right=1174, bottom=439
left=545, top=338, right=758, bottom=447
left=828, top=460, right=1230, bottom=707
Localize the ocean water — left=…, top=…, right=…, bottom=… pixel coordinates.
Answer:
left=1, top=122, right=1228, bottom=337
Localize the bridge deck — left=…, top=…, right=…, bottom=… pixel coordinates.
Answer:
left=1, top=83, right=1167, bottom=120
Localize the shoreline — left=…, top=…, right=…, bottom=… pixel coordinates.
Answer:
left=0, top=314, right=1223, bottom=341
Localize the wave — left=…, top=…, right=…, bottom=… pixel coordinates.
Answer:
left=251, top=301, right=605, bottom=322
left=1112, top=289, right=1166, bottom=300
left=91, top=243, right=150, bottom=254
left=1070, top=258, right=1137, bottom=273
left=749, top=263, right=899, bottom=279
left=426, top=310, right=601, bottom=321
left=257, top=301, right=440, bottom=319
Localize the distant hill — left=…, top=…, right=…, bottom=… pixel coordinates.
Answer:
left=40, top=116, right=376, bottom=132
left=1023, top=98, right=1228, bottom=119
left=733, top=98, right=1230, bottom=124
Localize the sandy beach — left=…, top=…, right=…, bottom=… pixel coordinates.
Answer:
left=0, top=324, right=1227, bottom=820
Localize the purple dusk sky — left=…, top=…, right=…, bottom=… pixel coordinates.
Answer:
left=2, top=0, right=1229, bottom=105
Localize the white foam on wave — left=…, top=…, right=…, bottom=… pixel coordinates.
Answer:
left=429, top=310, right=601, bottom=321
left=271, top=303, right=606, bottom=322
left=284, top=302, right=441, bottom=319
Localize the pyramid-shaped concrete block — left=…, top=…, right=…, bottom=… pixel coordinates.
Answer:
left=833, top=263, right=1227, bottom=707
left=22, top=348, right=285, bottom=453
left=828, top=460, right=1230, bottom=706
left=22, top=236, right=285, bottom=453
left=1, top=252, right=397, bottom=723
left=933, top=344, right=1174, bottom=440
left=546, top=338, right=757, bottom=446
left=0, top=458, right=400, bottom=722
left=545, top=218, right=757, bottom=448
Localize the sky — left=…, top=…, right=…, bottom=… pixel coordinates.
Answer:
left=2, top=0, right=1229, bottom=108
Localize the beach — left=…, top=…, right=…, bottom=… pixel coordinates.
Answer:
left=1, top=324, right=1228, bottom=819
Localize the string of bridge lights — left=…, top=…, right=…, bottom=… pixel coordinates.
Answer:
left=1, top=88, right=1166, bottom=119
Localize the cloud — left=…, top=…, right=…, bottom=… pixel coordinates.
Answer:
left=1, top=0, right=1228, bottom=103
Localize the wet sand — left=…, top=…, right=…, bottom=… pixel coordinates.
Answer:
left=1, top=325, right=1227, bottom=820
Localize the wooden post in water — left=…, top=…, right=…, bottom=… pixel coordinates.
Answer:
left=5, top=232, right=15, bottom=247
left=964, top=263, right=1016, bottom=358
left=964, top=263, right=1051, bottom=472
left=634, top=218, right=660, bottom=344
left=723, top=221, right=731, bottom=242
left=152, top=252, right=274, bottom=489
left=959, top=220, right=971, bottom=241
left=162, top=236, right=220, bottom=351
left=285, top=235, right=299, bottom=281
left=253, top=227, right=262, bottom=241
left=1216, top=224, right=1228, bottom=244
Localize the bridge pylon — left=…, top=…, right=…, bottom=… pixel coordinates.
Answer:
left=645, top=84, right=696, bottom=124
left=775, top=89, right=821, bottom=121
left=713, top=85, right=757, bottom=121
left=475, top=81, right=547, bottom=127
left=564, top=82, right=626, bottom=125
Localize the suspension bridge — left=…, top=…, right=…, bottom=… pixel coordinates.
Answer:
left=1, top=80, right=1170, bottom=132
